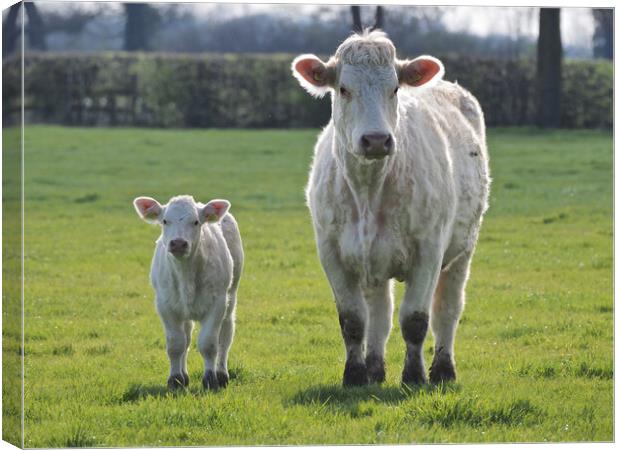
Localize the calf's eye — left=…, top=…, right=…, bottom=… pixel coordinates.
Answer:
left=393, top=87, right=399, bottom=95
left=339, top=86, right=351, bottom=98
left=194, top=220, right=199, bottom=226
left=163, top=220, right=168, bottom=225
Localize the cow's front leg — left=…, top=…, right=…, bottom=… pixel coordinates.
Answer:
left=364, top=281, right=393, bottom=384
left=400, top=241, right=443, bottom=386
left=160, top=312, right=189, bottom=390
left=198, top=297, right=226, bottom=390
left=319, top=245, right=368, bottom=387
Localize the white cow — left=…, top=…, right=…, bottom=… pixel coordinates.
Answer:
left=292, top=31, right=490, bottom=386
left=133, top=195, right=243, bottom=390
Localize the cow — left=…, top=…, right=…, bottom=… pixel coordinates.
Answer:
left=291, top=31, right=490, bottom=386
left=133, top=195, right=244, bottom=390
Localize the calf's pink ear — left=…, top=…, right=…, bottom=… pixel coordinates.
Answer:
left=292, top=54, right=335, bottom=98
left=398, top=56, right=444, bottom=87
left=133, top=197, right=163, bottom=224
left=202, top=199, right=231, bottom=223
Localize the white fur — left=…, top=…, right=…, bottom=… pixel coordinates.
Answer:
left=134, top=195, right=244, bottom=388
left=294, top=31, right=490, bottom=382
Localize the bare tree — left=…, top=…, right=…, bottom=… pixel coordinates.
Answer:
left=536, top=8, right=562, bottom=128
left=24, top=2, right=46, bottom=50
left=3, top=2, right=47, bottom=55
left=351, top=5, right=384, bottom=32
left=351, top=6, right=362, bottom=32
left=124, top=3, right=159, bottom=51
left=2, top=3, right=21, bottom=56
left=592, top=9, right=613, bottom=60
left=372, top=6, right=384, bottom=30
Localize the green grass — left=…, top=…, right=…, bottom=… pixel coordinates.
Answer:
left=4, top=126, right=612, bottom=445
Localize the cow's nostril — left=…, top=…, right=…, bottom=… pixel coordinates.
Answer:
left=361, top=133, right=393, bottom=158
left=361, top=135, right=371, bottom=149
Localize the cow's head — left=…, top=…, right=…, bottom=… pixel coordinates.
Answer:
left=292, top=31, right=444, bottom=162
left=133, top=195, right=230, bottom=259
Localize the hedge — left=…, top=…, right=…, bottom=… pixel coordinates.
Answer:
left=2, top=52, right=612, bottom=129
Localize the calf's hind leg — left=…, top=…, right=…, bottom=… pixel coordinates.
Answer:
left=216, top=291, right=237, bottom=388
left=429, top=253, right=471, bottom=384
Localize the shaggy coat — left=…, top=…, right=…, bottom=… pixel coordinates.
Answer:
left=134, top=195, right=243, bottom=390
left=293, top=31, right=490, bottom=385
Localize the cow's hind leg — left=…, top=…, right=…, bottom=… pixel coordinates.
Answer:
left=364, top=281, right=393, bottom=383
left=400, top=241, right=443, bottom=386
left=429, top=253, right=471, bottom=384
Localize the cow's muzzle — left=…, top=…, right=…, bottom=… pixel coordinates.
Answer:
left=360, top=133, right=393, bottom=160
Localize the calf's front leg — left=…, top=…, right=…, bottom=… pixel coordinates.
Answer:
left=160, top=313, right=190, bottom=390
left=400, top=241, right=443, bottom=386
left=198, top=297, right=227, bottom=390
left=319, top=244, right=368, bottom=387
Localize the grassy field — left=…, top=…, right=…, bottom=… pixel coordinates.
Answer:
left=3, top=126, right=613, bottom=446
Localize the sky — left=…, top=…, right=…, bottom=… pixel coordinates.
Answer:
left=32, top=2, right=598, bottom=51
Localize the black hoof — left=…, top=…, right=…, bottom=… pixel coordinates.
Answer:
left=202, top=370, right=219, bottom=390
left=167, top=373, right=186, bottom=390
left=429, top=351, right=457, bottom=384
left=216, top=371, right=229, bottom=388
left=343, top=360, right=369, bottom=387
left=402, top=357, right=428, bottom=386
left=366, top=354, right=386, bottom=384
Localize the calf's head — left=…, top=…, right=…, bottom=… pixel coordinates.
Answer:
left=133, top=195, right=230, bottom=259
left=292, top=31, right=444, bottom=161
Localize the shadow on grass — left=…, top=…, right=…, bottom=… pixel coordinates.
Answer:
left=288, top=382, right=460, bottom=416
left=120, top=367, right=248, bottom=403
left=120, top=383, right=171, bottom=403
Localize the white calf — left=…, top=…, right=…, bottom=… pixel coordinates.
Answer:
left=134, top=195, right=243, bottom=390
left=292, top=31, right=490, bottom=386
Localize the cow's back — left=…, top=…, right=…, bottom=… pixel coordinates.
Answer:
left=403, top=81, right=490, bottom=265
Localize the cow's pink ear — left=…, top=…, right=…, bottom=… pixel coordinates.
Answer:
left=133, top=197, right=162, bottom=224
left=202, top=199, right=230, bottom=223
left=292, top=54, right=335, bottom=98
left=398, top=56, right=444, bottom=87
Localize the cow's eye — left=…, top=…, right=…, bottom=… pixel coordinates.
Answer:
left=339, top=86, right=351, bottom=98
left=194, top=220, right=199, bottom=226
left=163, top=220, right=168, bottom=225
left=393, top=87, right=399, bottom=96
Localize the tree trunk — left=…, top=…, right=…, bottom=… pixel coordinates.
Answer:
left=592, top=9, right=613, bottom=60
left=124, top=3, right=153, bottom=51
left=351, top=6, right=362, bottom=33
left=24, top=2, right=46, bottom=50
left=373, top=6, right=384, bottom=30
left=3, top=3, right=21, bottom=57
left=536, top=8, right=562, bottom=128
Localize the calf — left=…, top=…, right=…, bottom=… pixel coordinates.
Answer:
left=133, top=195, right=243, bottom=390
left=292, top=31, right=490, bottom=386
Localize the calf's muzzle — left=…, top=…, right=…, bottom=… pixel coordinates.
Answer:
left=169, top=238, right=189, bottom=256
